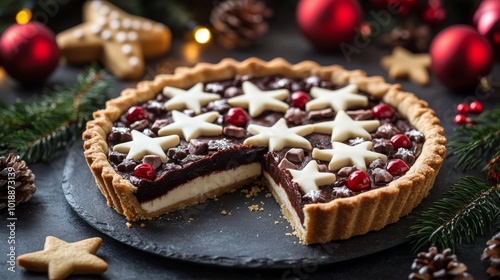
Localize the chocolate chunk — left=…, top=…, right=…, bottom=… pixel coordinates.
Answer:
left=181, top=154, right=205, bottom=164
left=183, top=109, right=195, bottom=117
left=373, top=123, right=401, bottom=139
left=308, top=110, right=323, bottom=120
left=151, top=119, right=169, bottom=134
left=108, top=127, right=132, bottom=142
left=117, top=159, right=137, bottom=172
left=302, top=190, right=328, bottom=203
left=285, top=108, right=306, bottom=125
left=130, top=119, right=150, bottom=131
left=337, top=166, right=357, bottom=177
left=155, top=93, right=167, bottom=102
left=320, top=108, right=334, bottom=118
left=372, top=138, right=394, bottom=154
left=279, top=158, right=296, bottom=170
left=346, top=109, right=373, bottom=120
left=145, top=100, right=165, bottom=116
left=396, top=119, right=411, bottom=132
left=303, top=76, right=320, bottom=91
left=223, top=86, right=243, bottom=98
left=142, top=128, right=156, bottom=138
left=208, top=139, right=232, bottom=151
left=271, top=78, right=292, bottom=90
left=163, top=163, right=181, bottom=171
left=406, top=129, right=425, bottom=143
left=167, top=147, right=187, bottom=160
left=109, top=151, right=126, bottom=164
left=369, top=158, right=386, bottom=170
left=372, top=168, right=393, bottom=185
left=285, top=148, right=305, bottom=163
left=349, top=137, right=365, bottom=146
left=205, top=83, right=224, bottom=94
left=142, top=155, right=162, bottom=169
left=320, top=81, right=333, bottom=88
left=206, top=99, right=230, bottom=113
left=223, top=125, right=246, bottom=138
left=317, top=164, right=329, bottom=173
left=395, top=148, right=416, bottom=165
left=188, top=139, right=208, bottom=155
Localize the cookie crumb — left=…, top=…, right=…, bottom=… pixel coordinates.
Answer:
left=140, top=223, right=145, bottom=228
left=221, top=210, right=227, bottom=215
left=285, top=233, right=293, bottom=236
left=248, top=204, right=259, bottom=211
left=188, top=218, right=194, bottom=222
left=274, top=221, right=279, bottom=224
left=126, top=222, right=132, bottom=228
left=265, top=193, right=272, bottom=198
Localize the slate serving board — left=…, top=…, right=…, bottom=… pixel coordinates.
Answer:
left=62, top=141, right=443, bottom=269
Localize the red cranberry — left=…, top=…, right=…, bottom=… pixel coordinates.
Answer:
left=386, top=159, right=409, bottom=176
left=290, top=91, right=311, bottom=110
left=456, top=103, right=469, bottom=115
left=226, top=107, right=249, bottom=127
left=454, top=114, right=467, bottom=125
left=372, top=104, right=394, bottom=119
left=134, top=163, right=156, bottom=180
left=469, top=101, right=483, bottom=114
left=390, top=134, right=411, bottom=149
left=126, top=106, right=147, bottom=123
left=347, top=170, right=371, bottom=191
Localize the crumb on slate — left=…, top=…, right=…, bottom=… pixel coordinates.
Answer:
left=126, top=222, right=132, bottom=228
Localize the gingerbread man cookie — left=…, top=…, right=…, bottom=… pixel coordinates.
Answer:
left=380, top=46, right=431, bottom=86
left=56, top=1, right=171, bottom=79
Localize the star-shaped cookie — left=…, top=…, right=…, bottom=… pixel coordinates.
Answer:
left=56, top=1, right=171, bottom=79
left=244, top=118, right=313, bottom=151
left=312, top=141, right=387, bottom=171
left=163, top=83, right=221, bottom=115
left=227, top=81, right=289, bottom=117
left=158, top=110, right=222, bottom=141
left=113, top=130, right=180, bottom=162
left=288, top=161, right=336, bottom=193
left=306, top=84, right=368, bottom=112
left=17, top=236, right=107, bottom=280
left=381, top=46, right=431, bottom=85
left=313, top=110, right=380, bottom=142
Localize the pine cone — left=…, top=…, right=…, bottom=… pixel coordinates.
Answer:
left=409, top=247, right=473, bottom=280
left=482, top=232, right=500, bottom=277
left=0, top=154, right=36, bottom=209
left=210, top=0, right=272, bottom=49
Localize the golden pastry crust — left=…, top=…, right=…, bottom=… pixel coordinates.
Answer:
left=83, top=57, right=446, bottom=244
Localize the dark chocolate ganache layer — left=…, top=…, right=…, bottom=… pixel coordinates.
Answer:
left=107, top=74, right=424, bottom=222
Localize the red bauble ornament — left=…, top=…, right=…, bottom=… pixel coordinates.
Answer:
left=430, top=25, right=493, bottom=90
left=469, top=101, right=483, bottom=114
left=0, top=22, right=59, bottom=84
left=296, top=0, right=362, bottom=50
left=474, top=0, right=500, bottom=55
left=423, top=0, right=446, bottom=25
left=456, top=103, right=470, bottom=115
left=454, top=114, right=467, bottom=126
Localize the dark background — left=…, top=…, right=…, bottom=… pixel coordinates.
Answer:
left=1, top=0, right=500, bottom=279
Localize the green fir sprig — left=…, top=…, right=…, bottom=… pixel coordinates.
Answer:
left=408, top=177, right=500, bottom=252
left=0, top=67, right=109, bottom=163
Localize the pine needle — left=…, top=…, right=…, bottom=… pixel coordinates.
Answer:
left=408, top=177, right=500, bottom=252
left=0, top=66, right=109, bottom=163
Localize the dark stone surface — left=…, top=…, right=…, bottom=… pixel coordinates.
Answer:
left=1, top=8, right=499, bottom=280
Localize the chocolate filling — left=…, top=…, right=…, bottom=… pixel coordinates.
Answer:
left=107, top=75, right=424, bottom=223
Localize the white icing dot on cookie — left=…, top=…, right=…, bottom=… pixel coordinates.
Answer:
left=128, top=56, right=139, bottom=67
left=127, top=31, right=138, bottom=41
left=109, top=11, right=120, bottom=19
left=110, top=19, right=121, bottom=30
left=96, top=16, right=107, bottom=26
left=142, top=21, right=152, bottom=31
left=122, top=44, right=133, bottom=55
left=90, top=25, right=102, bottom=34
left=99, top=5, right=110, bottom=15
left=122, top=19, right=131, bottom=29
left=101, top=29, right=112, bottom=40
left=115, top=31, right=126, bottom=42
left=74, top=29, right=83, bottom=39
left=132, top=20, right=141, bottom=30
left=91, top=1, right=102, bottom=9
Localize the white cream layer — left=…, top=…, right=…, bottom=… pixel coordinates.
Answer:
left=141, top=162, right=261, bottom=213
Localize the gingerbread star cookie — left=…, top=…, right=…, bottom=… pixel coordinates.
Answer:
left=381, top=46, right=431, bottom=86
left=113, top=130, right=180, bottom=162
left=312, top=141, right=387, bottom=171
left=56, top=1, right=171, bottom=79
left=158, top=110, right=222, bottom=141
left=288, top=161, right=336, bottom=193
left=244, top=118, right=313, bottom=151
left=17, top=236, right=107, bottom=280
left=228, top=81, right=289, bottom=117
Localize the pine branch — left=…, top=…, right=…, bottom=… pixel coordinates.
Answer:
left=408, top=177, right=500, bottom=253
left=448, top=108, right=500, bottom=171
left=0, top=66, right=109, bottom=163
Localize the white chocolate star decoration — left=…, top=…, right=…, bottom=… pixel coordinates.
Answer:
left=228, top=81, right=289, bottom=117
left=288, top=161, right=336, bottom=193
left=306, top=84, right=368, bottom=112
left=313, top=110, right=380, bottom=142
left=312, top=141, right=387, bottom=171
left=158, top=110, right=222, bottom=141
left=163, top=83, right=221, bottom=115
left=113, top=130, right=180, bottom=162
left=244, top=118, right=314, bottom=151
left=17, top=236, right=107, bottom=280
left=56, top=1, right=171, bottom=79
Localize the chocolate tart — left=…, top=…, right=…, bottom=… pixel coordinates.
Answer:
left=83, top=58, right=446, bottom=244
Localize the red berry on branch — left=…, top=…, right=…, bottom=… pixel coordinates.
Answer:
left=290, top=91, right=311, bottom=110
left=456, top=103, right=469, bottom=115
left=372, top=104, right=394, bottom=119
left=386, top=159, right=409, bottom=176
left=134, top=163, right=156, bottom=180
left=454, top=114, right=467, bottom=125
left=126, top=106, right=147, bottom=123
left=226, top=107, right=249, bottom=127
left=469, top=101, right=483, bottom=114
left=390, top=134, right=411, bottom=149
left=347, top=170, right=371, bottom=191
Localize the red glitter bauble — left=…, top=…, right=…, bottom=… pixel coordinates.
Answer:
left=0, top=22, right=60, bottom=84
left=296, top=0, right=362, bottom=50
left=474, top=0, right=500, bottom=55
left=430, top=25, right=493, bottom=90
